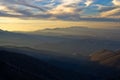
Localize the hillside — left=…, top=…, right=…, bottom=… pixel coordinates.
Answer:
left=90, top=49, right=120, bottom=68
left=0, top=47, right=120, bottom=80
left=0, top=49, right=85, bottom=80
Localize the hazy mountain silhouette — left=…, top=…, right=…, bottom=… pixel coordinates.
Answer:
left=0, top=27, right=120, bottom=80
left=0, top=29, right=120, bottom=56
left=90, top=49, right=120, bottom=68
left=30, top=26, right=120, bottom=41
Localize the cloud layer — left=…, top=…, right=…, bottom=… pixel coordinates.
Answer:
left=0, top=0, right=120, bottom=22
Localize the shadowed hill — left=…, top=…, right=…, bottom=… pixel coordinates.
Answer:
left=0, top=47, right=120, bottom=80
left=0, top=49, right=97, bottom=80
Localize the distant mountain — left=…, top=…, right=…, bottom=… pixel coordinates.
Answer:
left=29, top=26, right=120, bottom=41
left=0, top=29, right=4, bottom=32
left=0, top=28, right=120, bottom=56
left=90, top=49, right=120, bottom=68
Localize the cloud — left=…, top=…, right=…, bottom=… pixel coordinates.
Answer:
left=85, top=0, right=93, bottom=7
left=0, top=0, right=120, bottom=22
left=48, top=0, right=83, bottom=15
left=48, top=5, right=76, bottom=15
left=112, top=0, right=120, bottom=6
left=101, top=8, right=120, bottom=17
left=0, top=0, right=46, bottom=11
left=96, top=0, right=120, bottom=18
left=96, top=5, right=117, bottom=12
left=61, top=0, right=82, bottom=4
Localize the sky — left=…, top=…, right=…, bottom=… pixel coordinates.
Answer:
left=0, top=0, right=120, bottom=31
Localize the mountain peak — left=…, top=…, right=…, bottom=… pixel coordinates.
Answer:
left=0, top=28, right=6, bottom=31
left=0, top=29, right=9, bottom=33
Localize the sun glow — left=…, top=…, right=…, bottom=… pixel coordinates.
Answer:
left=0, top=17, right=120, bottom=32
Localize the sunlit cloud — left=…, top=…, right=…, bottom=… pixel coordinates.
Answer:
left=101, top=8, right=120, bottom=17
left=85, top=0, right=93, bottom=7
left=0, top=0, right=120, bottom=22
left=112, top=0, right=120, bottom=6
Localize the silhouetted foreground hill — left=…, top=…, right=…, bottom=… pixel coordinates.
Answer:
left=0, top=49, right=96, bottom=80
left=0, top=48, right=120, bottom=80
left=90, top=49, right=120, bottom=68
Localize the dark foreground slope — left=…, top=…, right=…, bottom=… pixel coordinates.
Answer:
left=0, top=49, right=96, bottom=80
left=0, top=48, right=120, bottom=80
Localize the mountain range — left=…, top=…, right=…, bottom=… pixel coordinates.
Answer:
left=29, top=27, right=120, bottom=41
left=0, top=27, right=120, bottom=56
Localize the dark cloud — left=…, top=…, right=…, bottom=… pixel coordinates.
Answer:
left=98, top=6, right=117, bottom=12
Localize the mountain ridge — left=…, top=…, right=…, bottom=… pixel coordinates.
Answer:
left=0, top=49, right=85, bottom=80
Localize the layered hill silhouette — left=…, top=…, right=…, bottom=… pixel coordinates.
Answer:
left=0, top=27, right=120, bottom=80
left=0, top=29, right=120, bottom=56
left=90, top=49, right=120, bottom=68
left=0, top=49, right=83, bottom=80
left=30, top=26, right=120, bottom=40
left=0, top=47, right=120, bottom=80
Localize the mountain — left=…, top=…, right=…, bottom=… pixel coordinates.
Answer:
left=90, top=49, right=120, bottom=68
left=0, top=48, right=85, bottom=80
left=0, top=29, right=120, bottom=56
left=0, top=27, right=120, bottom=80
left=29, top=26, right=120, bottom=41
left=0, top=47, right=120, bottom=80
